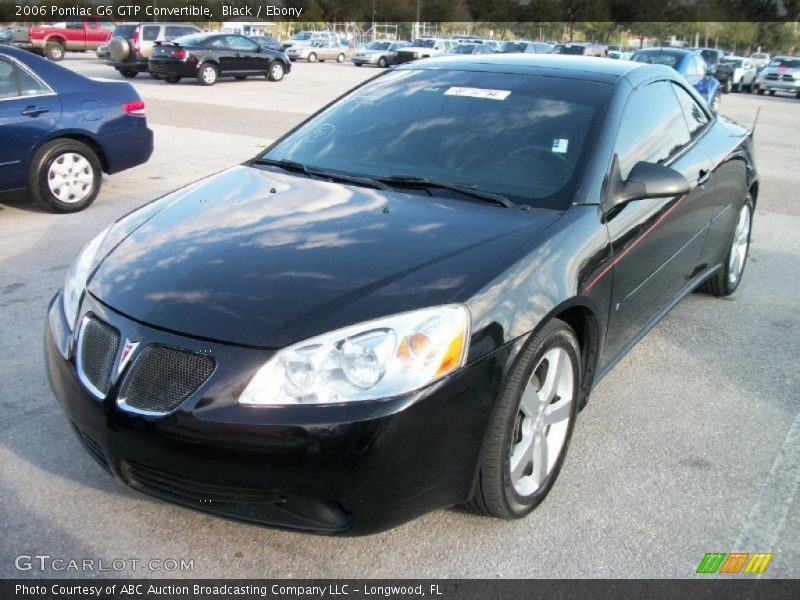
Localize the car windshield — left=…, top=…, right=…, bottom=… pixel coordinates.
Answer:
left=699, top=50, right=718, bottom=64
left=751, top=53, right=768, bottom=59
left=553, top=45, right=586, bottom=55
left=293, top=33, right=312, bottom=41
left=112, top=24, right=136, bottom=38
left=260, top=69, right=611, bottom=211
left=453, top=44, right=477, bottom=54
left=411, top=39, right=435, bottom=48
left=724, top=58, right=743, bottom=67
left=367, top=42, right=390, bottom=51
left=173, top=33, right=213, bottom=46
left=632, top=50, right=682, bottom=69
left=769, top=57, right=800, bottom=68
left=500, top=42, right=527, bottom=53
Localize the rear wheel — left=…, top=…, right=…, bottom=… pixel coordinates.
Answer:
left=722, top=78, right=732, bottom=94
left=699, top=197, right=753, bottom=296
left=757, top=88, right=765, bottom=95
left=118, top=69, right=137, bottom=78
left=29, top=139, right=102, bottom=213
left=267, top=61, right=285, bottom=82
left=45, top=42, right=65, bottom=61
left=378, top=56, right=387, bottom=68
left=769, top=90, right=776, bottom=96
left=337, top=53, right=345, bottom=63
left=308, top=52, right=317, bottom=63
left=198, top=62, right=218, bottom=86
left=733, top=80, right=742, bottom=92
left=466, top=319, right=580, bottom=518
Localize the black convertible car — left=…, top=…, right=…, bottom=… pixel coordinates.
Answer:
left=148, top=32, right=291, bottom=85
left=46, top=55, right=757, bottom=535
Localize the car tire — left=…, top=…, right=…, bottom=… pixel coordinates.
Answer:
left=164, top=76, right=181, bottom=84
left=337, top=53, right=345, bottom=63
left=354, top=62, right=362, bottom=67
left=45, top=42, right=65, bottom=62
left=466, top=318, right=580, bottom=519
left=723, top=78, right=732, bottom=94
left=733, top=80, right=741, bottom=92
left=796, top=91, right=800, bottom=99
left=267, top=61, right=285, bottom=82
left=197, top=62, right=219, bottom=86
left=118, top=69, right=137, bottom=78
left=149, top=72, right=161, bottom=80
left=757, top=88, right=765, bottom=95
left=378, top=56, right=387, bottom=68
left=769, top=90, right=776, bottom=96
left=28, top=139, right=102, bottom=213
left=699, top=196, right=753, bottom=297
left=308, top=52, right=317, bottom=63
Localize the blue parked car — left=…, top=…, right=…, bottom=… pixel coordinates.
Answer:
left=631, top=47, right=721, bottom=113
left=0, top=45, right=153, bottom=212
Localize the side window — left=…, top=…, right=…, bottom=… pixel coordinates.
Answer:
left=141, top=26, right=160, bottom=42
left=685, top=57, right=701, bottom=77
left=0, top=58, right=49, bottom=100
left=209, top=37, right=228, bottom=49
left=226, top=36, right=258, bottom=52
left=671, top=83, right=710, bottom=139
left=88, top=22, right=98, bottom=30
left=695, top=56, right=707, bottom=75
left=66, top=22, right=83, bottom=30
left=164, top=27, right=184, bottom=40
left=615, top=81, right=692, bottom=179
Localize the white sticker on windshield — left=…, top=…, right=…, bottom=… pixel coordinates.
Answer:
left=444, top=87, right=511, bottom=100
left=552, top=139, right=569, bottom=153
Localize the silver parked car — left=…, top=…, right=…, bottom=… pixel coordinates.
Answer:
left=756, top=56, right=800, bottom=98
left=285, top=32, right=346, bottom=63
left=351, top=40, right=409, bottom=68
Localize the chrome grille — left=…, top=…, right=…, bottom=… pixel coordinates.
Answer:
left=77, top=316, right=120, bottom=397
left=119, top=345, right=214, bottom=415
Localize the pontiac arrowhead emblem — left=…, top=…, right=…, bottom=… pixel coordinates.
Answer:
left=117, top=339, right=140, bottom=376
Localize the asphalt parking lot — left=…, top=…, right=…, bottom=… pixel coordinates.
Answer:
left=1, top=55, right=798, bottom=578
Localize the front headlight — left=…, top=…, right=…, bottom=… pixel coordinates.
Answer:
left=239, top=305, right=470, bottom=406
left=62, top=226, right=110, bottom=331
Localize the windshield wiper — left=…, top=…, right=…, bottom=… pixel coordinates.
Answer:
left=252, top=158, right=391, bottom=191
left=375, top=175, right=517, bottom=208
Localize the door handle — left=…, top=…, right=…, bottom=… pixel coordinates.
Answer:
left=21, top=106, right=50, bottom=117
left=697, top=169, right=711, bottom=186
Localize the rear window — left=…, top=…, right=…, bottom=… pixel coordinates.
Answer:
left=173, top=33, right=213, bottom=46
left=263, top=69, right=612, bottom=211
left=632, top=50, right=683, bottom=69
left=112, top=25, right=136, bottom=39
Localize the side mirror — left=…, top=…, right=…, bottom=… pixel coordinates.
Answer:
left=604, top=159, right=690, bottom=211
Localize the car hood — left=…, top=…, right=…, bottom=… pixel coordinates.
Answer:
left=89, top=166, right=558, bottom=348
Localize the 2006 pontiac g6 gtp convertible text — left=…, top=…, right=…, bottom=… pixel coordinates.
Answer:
left=46, top=55, right=757, bottom=534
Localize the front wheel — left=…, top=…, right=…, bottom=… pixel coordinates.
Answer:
left=723, top=78, right=732, bottom=94
left=769, top=90, right=776, bottom=96
left=466, top=319, right=580, bottom=519
left=337, top=53, right=345, bottom=63
left=733, top=80, right=742, bottom=92
left=757, top=88, right=766, bottom=95
left=267, top=61, right=285, bottom=82
left=699, top=197, right=753, bottom=296
left=118, top=69, right=137, bottom=79
left=378, top=56, right=387, bottom=68
left=198, top=63, right=218, bottom=86
left=29, top=139, right=102, bottom=213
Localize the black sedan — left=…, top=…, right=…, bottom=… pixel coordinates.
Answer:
left=148, top=33, right=291, bottom=85
left=46, top=55, right=756, bottom=534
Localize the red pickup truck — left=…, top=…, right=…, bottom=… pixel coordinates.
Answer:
left=12, top=19, right=114, bottom=61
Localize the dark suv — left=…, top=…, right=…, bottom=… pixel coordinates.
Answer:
left=108, top=22, right=200, bottom=78
left=690, top=47, right=735, bottom=93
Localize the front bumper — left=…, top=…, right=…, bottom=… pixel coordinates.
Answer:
left=45, top=292, right=512, bottom=535
left=758, top=79, right=800, bottom=93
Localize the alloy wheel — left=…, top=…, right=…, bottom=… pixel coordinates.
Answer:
left=47, top=153, right=94, bottom=204
left=509, top=347, right=574, bottom=497
left=728, top=203, right=751, bottom=285
left=202, top=66, right=217, bottom=85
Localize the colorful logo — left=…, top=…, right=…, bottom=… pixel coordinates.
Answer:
left=696, top=552, right=773, bottom=574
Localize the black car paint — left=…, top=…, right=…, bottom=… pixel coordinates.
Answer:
left=148, top=34, right=291, bottom=81
left=46, top=55, right=757, bottom=534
